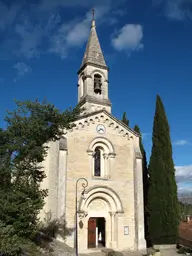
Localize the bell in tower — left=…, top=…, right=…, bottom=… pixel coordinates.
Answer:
left=94, top=74, right=102, bottom=94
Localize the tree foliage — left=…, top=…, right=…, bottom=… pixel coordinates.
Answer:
left=133, top=125, right=149, bottom=242
left=122, top=112, right=129, bottom=126
left=147, top=95, right=179, bottom=245
left=0, top=100, right=80, bottom=255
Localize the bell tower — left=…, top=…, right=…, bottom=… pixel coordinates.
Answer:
left=77, top=9, right=112, bottom=114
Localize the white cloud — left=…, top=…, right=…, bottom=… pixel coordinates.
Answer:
left=66, top=22, right=90, bottom=47
left=15, top=19, right=45, bottom=59
left=175, top=165, right=192, bottom=194
left=175, top=165, right=192, bottom=182
left=173, top=139, right=190, bottom=146
left=177, top=184, right=192, bottom=199
left=153, top=0, right=192, bottom=20
left=178, top=186, right=192, bottom=194
left=49, top=4, right=111, bottom=58
left=13, top=62, right=32, bottom=82
left=0, top=0, right=125, bottom=60
left=112, top=24, right=144, bottom=53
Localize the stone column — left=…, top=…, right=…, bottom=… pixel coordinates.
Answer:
left=87, top=150, right=94, bottom=177
left=134, top=154, right=146, bottom=251
left=110, top=212, right=117, bottom=248
left=57, top=137, right=67, bottom=219
left=103, top=153, right=109, bottom=178
left=85, top=75, right=93, bottom=95
left=108, top=153, right=116, bottom=179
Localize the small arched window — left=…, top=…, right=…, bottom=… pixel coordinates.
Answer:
left=94, top=147, right=101, bottom=176
left=94, top=74, right=102, bottom=94
left=88, top=138, right=116, bottom=180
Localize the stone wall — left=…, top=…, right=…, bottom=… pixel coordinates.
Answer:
left=40, top=111, right=146, bottom=252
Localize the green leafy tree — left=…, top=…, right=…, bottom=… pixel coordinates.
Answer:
left=0, top=100, right=80, bottom=255
left=133, top=125, right=149, bottom=242
left=147, top=95, right=179, bottom=245
left=122, top=112, right=129, bottom=126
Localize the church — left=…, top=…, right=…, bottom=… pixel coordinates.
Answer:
left=40, top=14, right=146, bottom=253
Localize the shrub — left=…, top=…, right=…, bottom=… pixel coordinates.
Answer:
left=40, top=212, right=74, bottom=241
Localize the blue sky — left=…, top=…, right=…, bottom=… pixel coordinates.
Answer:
left=0, top=0, right=192, bottom=195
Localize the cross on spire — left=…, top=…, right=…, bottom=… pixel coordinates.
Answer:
left=92, top=8, right=95, bottom=21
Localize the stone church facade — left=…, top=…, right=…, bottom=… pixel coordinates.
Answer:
left=40, top=17, right=146, bottom=253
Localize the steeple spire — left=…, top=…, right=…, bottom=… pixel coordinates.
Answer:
left=80, top=9, right=107, bottom=70
left=77, top=8, right=111, bottom=114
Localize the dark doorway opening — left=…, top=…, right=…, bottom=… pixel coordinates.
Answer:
left=97, top=217, right=105, bottom=247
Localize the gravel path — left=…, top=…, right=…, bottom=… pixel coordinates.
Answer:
left=46, top=240, right=186, bottom=256
left=160, top=248, right=185, bottom=256
left=80, top=248, right=185, bottom=256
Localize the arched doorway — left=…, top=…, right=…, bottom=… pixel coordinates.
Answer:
left=78, top=186, right=124, bottom=250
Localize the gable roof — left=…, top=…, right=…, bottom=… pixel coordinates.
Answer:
left=76, top=109, right=140, bottom=137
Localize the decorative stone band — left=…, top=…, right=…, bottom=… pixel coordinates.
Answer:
left=78, top=95, right=112, bottom=107
left=108, top=153, right=116, bottom=158
left=92, top=175, right=111, bottom=180
left=83, top=75, right=92, bottom=80
left=109, top=211, right=117, bottom=217
left=77, top=211, right=88, bottom=219
left=66, top=113, right=132, bottom=140
left=78, top=61, right=109, bottom=75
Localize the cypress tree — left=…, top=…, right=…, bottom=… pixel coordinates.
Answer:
left=133, top=125, right=149, bottom=242
left=122, top=112, right=129, bottom=126
left=147, top=95, right=179, bottom=245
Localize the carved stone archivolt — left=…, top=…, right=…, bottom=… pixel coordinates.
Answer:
left=78, top=185, right=124, bottom=214
left=89, top=199, right=107, bottom=211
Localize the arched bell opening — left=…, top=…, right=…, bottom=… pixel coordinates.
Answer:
left=94, top=74, right=102, bottom=94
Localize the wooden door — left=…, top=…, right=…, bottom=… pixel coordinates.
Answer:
left=88, top=218, right=96, bottom=248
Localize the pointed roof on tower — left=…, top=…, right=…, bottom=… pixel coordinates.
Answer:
left=79, top=9, right=108, bottom=72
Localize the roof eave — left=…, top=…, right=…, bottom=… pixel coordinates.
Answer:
left=77, top=62, right=109, bottom=75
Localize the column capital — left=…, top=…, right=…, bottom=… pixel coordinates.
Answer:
left=87, top=150, right=93, bottom=156
left=109, top=211, right=116, bottom=217
left=103, top=153, right=109, bottom=159
left=109, top=152, right=116, bottom=158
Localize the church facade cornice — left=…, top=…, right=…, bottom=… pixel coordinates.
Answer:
left=77, top=109, right=140, bottom=137
left=78, top=95, right=112, bottom=107
left=63, top=110, right=140, bottom=139
left=77, top=62, right=109, bottom=75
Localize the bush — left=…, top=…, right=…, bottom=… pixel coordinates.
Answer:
left=40, top=212, right=74, bottom=241
left=177, top=246, right=192, bottom=254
